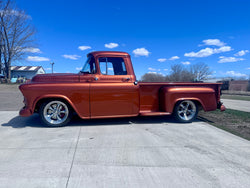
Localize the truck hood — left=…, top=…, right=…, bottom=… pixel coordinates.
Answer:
left=31, top=73, right=80, bottom=83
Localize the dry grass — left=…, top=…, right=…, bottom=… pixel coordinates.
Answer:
left=198, top=109, right=250, bottom=141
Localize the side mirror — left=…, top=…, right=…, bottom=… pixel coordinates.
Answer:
left=134, top=81, right=138, bottom=85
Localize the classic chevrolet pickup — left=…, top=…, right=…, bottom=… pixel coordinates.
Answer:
left=19, top=51, right=225, bottom=127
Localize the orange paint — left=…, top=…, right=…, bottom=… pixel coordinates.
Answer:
left=19, top=51, right=224, bottom=121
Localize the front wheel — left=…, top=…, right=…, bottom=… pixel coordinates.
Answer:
left=174, top=100, right=198, bottom=123
left=39, top=100, right=72, bottom=127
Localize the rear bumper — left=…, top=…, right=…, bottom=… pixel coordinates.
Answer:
left=19, top=107, right=32, bottom=117
left=217, top=101, right=226, bottom=112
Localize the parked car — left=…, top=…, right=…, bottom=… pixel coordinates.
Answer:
left=19, top=51, right=225, bottom=127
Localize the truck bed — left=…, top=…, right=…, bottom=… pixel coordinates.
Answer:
left=139, top=82, right=221, bottom=114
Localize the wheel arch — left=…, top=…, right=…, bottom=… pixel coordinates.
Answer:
left=33, top=95, right=77, bottom=114
left=172, top=98, right=204, bottom=113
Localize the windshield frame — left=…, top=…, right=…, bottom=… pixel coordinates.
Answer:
left=80, top=55, right=96, bottom=74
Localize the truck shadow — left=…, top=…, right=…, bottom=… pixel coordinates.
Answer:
left=1, top=114, right=206, bottom=128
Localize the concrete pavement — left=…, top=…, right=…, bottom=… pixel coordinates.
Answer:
left=222, top=99, right=250, bottom=112
left=0, top=111, right=250, bottom=188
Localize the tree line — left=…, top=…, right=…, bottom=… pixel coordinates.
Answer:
left=141, top=62, right=212, bottom=82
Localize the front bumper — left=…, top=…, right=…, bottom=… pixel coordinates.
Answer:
left=19, top=107, right=32, bottom=117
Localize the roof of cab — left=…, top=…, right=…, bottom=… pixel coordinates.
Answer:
left=87, top=51, right=130, bottom=57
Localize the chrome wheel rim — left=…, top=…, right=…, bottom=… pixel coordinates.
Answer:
left=43, top=101, right=69, bottom=125
left=177, top=101, right=196, bottom=121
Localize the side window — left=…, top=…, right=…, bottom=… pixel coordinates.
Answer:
left=99, top=58, right=114, bottom=75
left=99, top=57, right=127, bottom=75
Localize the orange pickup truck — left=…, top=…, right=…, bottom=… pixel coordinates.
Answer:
left=19, top=51, right=225, bottom=127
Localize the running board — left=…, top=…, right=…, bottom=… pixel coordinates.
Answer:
left=139, top=111, right=171, bottom=116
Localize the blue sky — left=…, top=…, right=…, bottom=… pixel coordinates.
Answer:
left=14, top=0, right=250, bottom=79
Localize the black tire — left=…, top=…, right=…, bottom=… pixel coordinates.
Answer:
left=173, top=100, right=198, bottom=123
left=39, top=100, right=72, bottom=127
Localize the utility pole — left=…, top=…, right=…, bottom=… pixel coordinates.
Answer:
left=50, top=62, right=54, bottom=73
left=0, top=42, right=2, bottom=75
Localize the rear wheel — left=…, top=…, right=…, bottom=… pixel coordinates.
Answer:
left=39, top=100, right=72, bottom=127
left=174, top=100, right=198, bottom=123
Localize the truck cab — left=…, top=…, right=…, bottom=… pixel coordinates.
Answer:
left=80, top=51, right=139, bottom=118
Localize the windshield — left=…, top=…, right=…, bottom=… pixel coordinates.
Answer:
left=81, top=56, right=96, bottom=74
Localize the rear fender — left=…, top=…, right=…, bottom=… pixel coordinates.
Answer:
left=159, top=87, right=217, bottom=113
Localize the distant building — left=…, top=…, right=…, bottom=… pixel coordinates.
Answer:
left=229, top=80, right=249, bottom=91
left=11, top=66, right=45, bottom=79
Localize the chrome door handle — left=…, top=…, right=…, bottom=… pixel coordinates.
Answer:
left=123, top=77, right=130, bottom=81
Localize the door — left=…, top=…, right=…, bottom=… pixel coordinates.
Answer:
left=90, top=56, right=139, bottom=118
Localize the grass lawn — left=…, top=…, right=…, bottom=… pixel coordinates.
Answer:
left=221, top=94, right=250, bottom=101
left=199, top=109, right=250, bottom=141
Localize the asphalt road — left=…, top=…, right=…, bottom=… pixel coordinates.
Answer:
left=0, top=111, right=250, bottom=188
left=0, top=85, right=23, bottom=111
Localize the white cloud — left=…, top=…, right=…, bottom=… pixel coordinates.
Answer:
left=226, top=71, right=247, bottom=77
left=148, top=72, right=164, bottom=76
left=44, top=67, right=52, bottom=71
left=78, top=46, right=91, bottom=51
left=185, top=48, right=213, bottom=57
left=164, top=69, right=168, bottom=71
left=218, top=56, right=244, bottom=63
left=234, top=50, right=249, bottom=56
left=214, top=46, right=232, bottom=53
left=105, top=43, right=119, bottom=49
left=169, top=56, right=180, bottom=60
left=157, top=58, right=167, bottom=62
left=133, top=48, right=150, bottom=57
left=23, top=47, right=42, bottom=53
left=148, top=67, right=161, bottom=71
left=26, top=56, right=50, bottom=62
left=62, top=54, right=81, bottom=60
left=76, top=67, right=82, bottom=71
left=184, top=46, right=232, bottom=58
left=148, top=71, right=157, bottom=74
left=247, top=68, right=250, bottom=70
left=181, top=61, right=191, bottom=65
left=148, top=67, right=156, bottom=71
left=201, top=39, right=226, bottom=47
left=157, top=56, right=179, bottom=62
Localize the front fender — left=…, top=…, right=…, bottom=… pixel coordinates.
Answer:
left=19, top=82, right=90, bottom=119
left=32, top=94, right=90, bottom=119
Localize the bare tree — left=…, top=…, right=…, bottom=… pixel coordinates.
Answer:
left=141, top=73, right=166, bottom=82
left=167, top=64, right=183, bottom=81
left=166, top=64, right=194, bottom=82
left=0, top=0, right=35, bottom=80
left=190, top=62, right=212, bottom=81
left=141, top=62, right=212, bottom=83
